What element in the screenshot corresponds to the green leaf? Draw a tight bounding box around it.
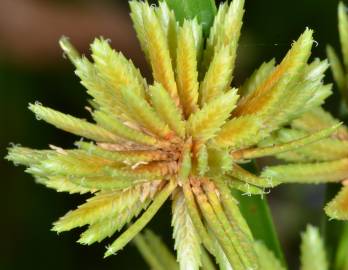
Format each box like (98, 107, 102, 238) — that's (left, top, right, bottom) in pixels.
(300, 225, 328, 270)
(164, 0, 217, 36)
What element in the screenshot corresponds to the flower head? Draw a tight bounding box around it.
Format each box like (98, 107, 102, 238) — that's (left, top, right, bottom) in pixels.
(7, 0, 335, 268)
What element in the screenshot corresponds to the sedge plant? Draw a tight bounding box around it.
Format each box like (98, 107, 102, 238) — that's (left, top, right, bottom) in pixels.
(6, 0, 348, 269)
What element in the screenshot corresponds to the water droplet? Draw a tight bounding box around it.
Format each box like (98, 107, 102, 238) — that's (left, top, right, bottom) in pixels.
(34, 101, 42, 106)
(62, 52, 67, 59)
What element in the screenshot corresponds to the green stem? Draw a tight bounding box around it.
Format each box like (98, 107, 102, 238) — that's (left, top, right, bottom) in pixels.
(335, 222, 348, 270)
(321, 184, 347, 270)
(133, 233, 166, 270)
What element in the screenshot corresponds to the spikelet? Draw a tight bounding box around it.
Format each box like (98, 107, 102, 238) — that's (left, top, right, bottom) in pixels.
(120, 87, 173, 138)
(266, 128, 348, 162)
(27, 150, 116, 177)
(229, 164, 279, 188)
(6, 146, 53, 166)
(300, 225, 328, 270)
(237, 124, 342, 161)
(149, 83, 185, 138)
(262, 158, 348, 183)
(176, 20, 201, 118)
(92, 110, 157, 145)
(36, 176, 92, 194)
(201, 0, 244, 76)
(200, 46, 234, 104)
(78, 183, 161, 245)
(129, 1, 150, 61)
(196, 144, 208, 176)
(271, 59, 331, 125)
(291, 107, 348, 136)
(29, 103, 119, 143)
(60, 39, 130, 120)
(53, 185, 147, 233)
(187, 89, 239, 142)
(91, 37, 146, 100)
(172, 190, 202, 270)
(156, 1, 178, 65)
(104, 180, 176, 257)
(199, 3, 227, 74)
(239, 59, 276, 97)
(138, 2, 179, 106)
(254, 242, 286, 270)
(76, 141, 171, 163)
(207, 148, 233, 175)
(325, 186, 348, 220)
(213, 115, 263, 149)
(235, 29, 313, 119)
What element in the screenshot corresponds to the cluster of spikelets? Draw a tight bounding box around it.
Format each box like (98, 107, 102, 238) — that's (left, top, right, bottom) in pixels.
(262, 2, 348, 221)
(134, 225, 331, 270)
(6, 0, 341, 269)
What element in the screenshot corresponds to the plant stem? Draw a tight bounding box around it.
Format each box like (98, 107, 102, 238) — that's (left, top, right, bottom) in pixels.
(321, 184, 348, 270)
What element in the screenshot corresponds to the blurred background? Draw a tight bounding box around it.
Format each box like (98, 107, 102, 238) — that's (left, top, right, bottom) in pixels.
(0, 0, 344, 269)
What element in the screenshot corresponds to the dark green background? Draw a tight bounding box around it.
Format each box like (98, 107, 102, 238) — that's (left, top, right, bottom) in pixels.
(0, 0, 344, 269)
